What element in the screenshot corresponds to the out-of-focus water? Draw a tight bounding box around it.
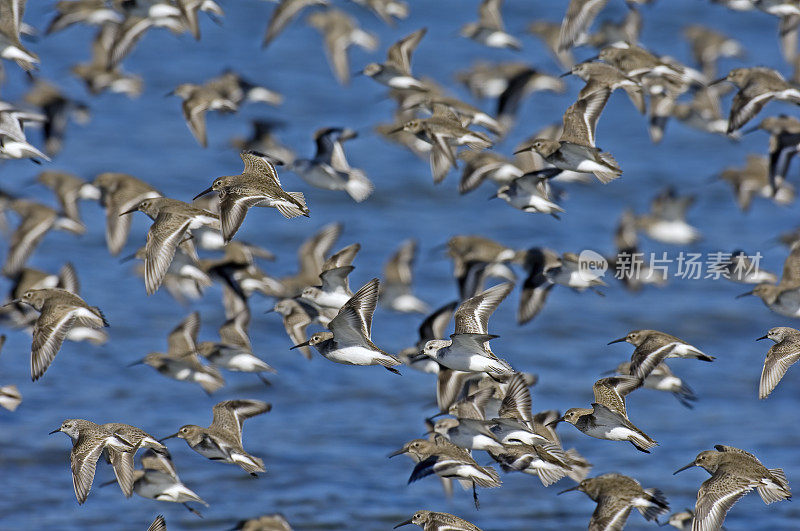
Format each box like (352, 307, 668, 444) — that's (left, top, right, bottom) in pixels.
(1, 1, 799, 529)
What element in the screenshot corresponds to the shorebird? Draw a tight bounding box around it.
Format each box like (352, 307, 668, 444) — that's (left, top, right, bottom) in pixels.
(738, 242, 800, 318)
(456, 61, 530, 99)
(756, 326, 800, 399)
(280, 222, 342, 295)
(45, 0, 123, 35)
(674, 445, 791, 531)
(719, 250, 778, 284)
(1, 199, 86, 277)
(516, 247, 559, 324)
(176, 0, 224, 40)
(460, 0, 521, 50)
(394, 510, 482, 530)
(92, 172, 162, 256)
(161, 399, 271, 476)
(351, 0, 408, 26)
(515, 90, 622, 183)
(564, 61, 645, 114)
(269, 298, 315, 359)
(71, 24, 143, 98)
(35, 171, 100, 225)
(558, 0, 611, 51)
(50, 419, 136, 505)
(635, 187, 701, 245)
(390, 435, 501, 508)
(291, 278, 402, 373)
(197, 310, 276, 385)
(129, 449, 208, 516)
(10, 288, 108, 381)
(611, 361, 697, 408)
(396, 301, 457, 372)
(712, 67, 800, 133)
(683, 25, 744, 78)
(558, 375, 657, 452)
(744, 114, 800, 192)
(496, 67, 567, 131)
(0, 105, 50, 162)
(128, 312, 225, 394)
(362, 28, 427, 89)
(558, 473, 670, 529)
(666, 509, 695, 530)
(24, 80, 91, 157)
(121, 197, 219, 295)
(262, 0, 328, 48)
(148, 515, 166, 531)
(299, 242, 360, 314)
(230, 119, 295, 165)
(527, 21, 574, 69)
(421, 283, 515, 375)
(232, 513, 293, 531)
(608, 329, 713, 379)
(99, 423, 167, 499)
(194, 151, 309, 242)
(0, 0, 39, 72)
(458, 150, 523, 194)
(381, 239, 428, 313)
(170, 82, 236, 148)
(717, 154, 795, 211)
(308, 8, 377, 85)
(492, 172, 564, 217)
(289, 128, 373, 201)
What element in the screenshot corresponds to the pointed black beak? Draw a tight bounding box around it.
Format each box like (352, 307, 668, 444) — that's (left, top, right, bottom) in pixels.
(756, 334, 769, 341)
(159, 433, 179, 442)
(127, 359, 144, 367)
(557, 485, 580, 495)
(1, 299, 21, 307)
(559, 70, 572, 78)
(488, 192, 499, 200)
(394, 519, 413, 528)
(735, 290, 753, 299)
(673, 461, 696, 475)
(264, 308, 274, 314)
(546, 417, 564, 427)
(289, 339, 311, 350)
(741, 125, 761, 135)
(119, 251, 138, 264)
(118, 207, 138, 216)
(387, 448, 407, 458)
(513, 147, 529, 155)
(607, 337, 627, 345)
(193, 186, 214, 201)
(387, 125, 405, 134)
(49, 428, 61, 435)
(709, 76, 727, 86)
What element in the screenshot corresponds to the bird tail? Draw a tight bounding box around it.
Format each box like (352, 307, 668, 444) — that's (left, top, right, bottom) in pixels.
(594, 152, 622, 184)
(472, 465, 501, 488)
(344, 170, 374, 202)
(673, 381, 698, 409)
(636, 488, 670, 521)
(629, 430, 658, 453)
(758, 469, 792, 504)
(564, 448, 592, 483)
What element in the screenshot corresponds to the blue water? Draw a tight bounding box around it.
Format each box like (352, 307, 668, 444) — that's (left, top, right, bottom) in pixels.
(0, 1, 799, 529)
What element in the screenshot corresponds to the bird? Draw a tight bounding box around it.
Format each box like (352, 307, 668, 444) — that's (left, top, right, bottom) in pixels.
(350, 0, 408, 26)
(35, 171, 100, 225)
(230, 119, 295, 165)
(491, 172, 564, 217)
(291, 278, 402, 373)
(161, 399, 271, 476)
(712, 67, 800, 133)
(717, 154, 794, 211)
(269, 298, 315, 359)
(515, 90, 622, 183)
(99, 423, 167, 499)
(737, 242, 800, 317)
(558, 375, 657, 452)
(558, 0, 611, 51)
(262, 0, 328, 48)
(394, 510, 482, 530)
(231, 513, 294, 531)
(460, 0, 521, 51)
(608, 329, 713, 379)
(421, 282, 515, 375)
(10, 288, 108, 381)
(170, 82, 237, 147)
(744, 114, 800, 193)
(148, 515, 166, 531)
(635, 187, 702, 245)
(558, 473, 670, 530)
(129, 449, 208, 517)
(194, 151, 309, 243)
(756, 326, 800, 399)
(611, 361, 697, 408)
(307, 8, 378, 85)
(49, 419, 136, 505)
(390, 435, 501, 509)
(674, 445, 791, 531)
(92, 172, 162, 256)
(361, 28, 427, 89)
(381, 239, 428, 313)
(280, 222, 342, 295)
(23, 80, 91, 157)
(128, 312, 225, 394)
(0, 0, 39, 72)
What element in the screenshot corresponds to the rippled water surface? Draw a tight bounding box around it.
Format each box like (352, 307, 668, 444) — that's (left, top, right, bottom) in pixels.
(1, 1, 800, 530)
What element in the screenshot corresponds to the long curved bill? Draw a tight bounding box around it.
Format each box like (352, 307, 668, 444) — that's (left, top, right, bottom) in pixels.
(290, 340, 311, 350)
(159, 432, 179, 442)
(607, 337, 627, 345)
(673, 461, 696, 475)
(193, 186, 215, 201)
(48, 428, 61, 435)
(756, 334, 769, 341)
(393, 519, 413, 529)
(557, 485, 580, 495)
(119, 207, 139, 216)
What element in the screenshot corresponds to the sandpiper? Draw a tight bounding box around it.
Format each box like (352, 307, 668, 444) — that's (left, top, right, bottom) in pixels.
(176, 0, 224, 40)
(308, 8, 377, 85)
(458, 150, 523, 194)
(712, 67, 800, 133)
(558, 0, 611, 51)
(558, 375, 657, 452)
(756, 326, 800, 399)
(300, 243, 360, 313)
(421, 283, 515, 375)
(351, 0, 408, 26)
(71, 25, 143, 98)
(635, 187, 701, 245)
(280, 222, 342, 295)
(390, 435, 501, 508)
(170, 82, 236, 148)
(130, 449, 208, 516)
(92, 172, 162, 256)
(717, 154, 794, 211)
(558, 473, 670, 529)
(362, 28, 427, 89)
(10, 288, 108, 381)
(194, 151, 309, 243)
(564, 61, 645, 114)
(745, 114, 800, 192)
(492, 172, 564, 217)
(666, 509, 694, 530)
(129, 312, 226, 394)
(0, 0, 39, 72)
(516, 247, 559, 324)
(36, 171, 100, 225)
(290, 127, 373, 201)
(232, 513, 293, 531)
(161, 399, 270, 476)
(24, 80, 91, 157)
(270, 298, 315, 359)
(197, 310, 276, 385)
(292, 278, 402, 373)
(720, 250, 779, 284)
(262, 0, 328, 47)
(121, 197, 219, 295)
(148, 515, 166, 531)
(683, 25, 744, 78)
(674, 445, 791, 531)
(460, 0, 521, 50)
(50, 419, 135, 505)
(100, 423, 167, 499)
(612, 361, 697, 408)
(737, 242, 800, 317)
(394, 510, 482, 530)
(1, 199, 85, 277)
(381, 239, 428, 313)
(45, 0, 122, 35)
(608, 329, 713, 379)
(230, 119, 296, 165)
(396, 301, 458, 372)
(527, 21, 574, 69)
(496, 67, 567, 131)
(0, 105, 50, 162)
(515, 90, 622, 183)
